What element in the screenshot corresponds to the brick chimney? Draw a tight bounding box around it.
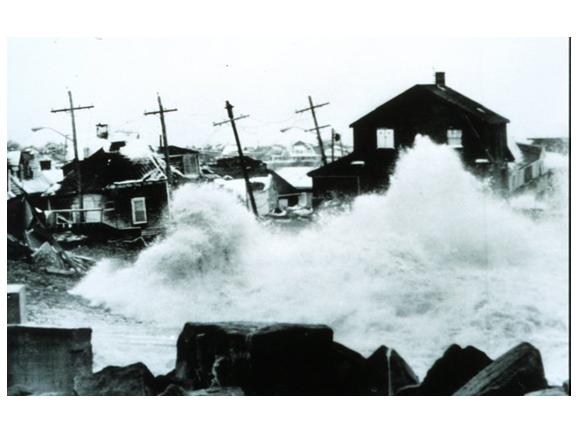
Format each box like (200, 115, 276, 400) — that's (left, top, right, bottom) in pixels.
(435, 72, 446, 87)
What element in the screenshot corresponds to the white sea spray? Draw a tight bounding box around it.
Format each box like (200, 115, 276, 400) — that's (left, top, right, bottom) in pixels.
(73, 136, 569, 383)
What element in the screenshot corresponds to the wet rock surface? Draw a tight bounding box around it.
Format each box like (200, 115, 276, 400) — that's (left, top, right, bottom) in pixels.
(7, 320, 563, 396)
(74, 362, 157, 396)
(8, 325, 92, 395)
(454, 342, 548, 396)
(399, 345, 492, 395)
(366, 346, 419, 395)
(175, 322, 336, 395)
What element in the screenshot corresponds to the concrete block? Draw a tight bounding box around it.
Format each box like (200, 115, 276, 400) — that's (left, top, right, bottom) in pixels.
(7, 326, 93, 395)
(7, 284, 26, 324)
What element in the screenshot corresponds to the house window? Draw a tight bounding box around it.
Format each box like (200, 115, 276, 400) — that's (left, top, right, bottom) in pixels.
(376, 128, 395, 149)
(131, 197, 147, 225)
(447, 129, 463, 147)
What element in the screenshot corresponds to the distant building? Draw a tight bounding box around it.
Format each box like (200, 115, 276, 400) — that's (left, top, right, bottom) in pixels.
(7, 148, 63, 199)
(526, 137, 568, 155)
(508, 143, 548, 194)
(209, 156, 269, 179)
(308, 72, 515, 204)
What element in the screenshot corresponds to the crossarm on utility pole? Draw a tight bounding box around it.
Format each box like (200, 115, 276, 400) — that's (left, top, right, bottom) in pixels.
(144, 94, 178, 187)
(296, 96, 330, 166)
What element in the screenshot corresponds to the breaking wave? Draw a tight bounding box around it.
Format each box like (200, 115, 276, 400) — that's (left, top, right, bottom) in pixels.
(73, 137, 569, 383)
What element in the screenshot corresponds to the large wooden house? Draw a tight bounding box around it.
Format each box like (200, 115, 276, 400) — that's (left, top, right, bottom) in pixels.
(308, 72, 515, 204)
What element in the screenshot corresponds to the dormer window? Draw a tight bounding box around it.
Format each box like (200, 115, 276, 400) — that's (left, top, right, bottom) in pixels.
(376, 128, 395, 149)
(447, 128, 463, 148)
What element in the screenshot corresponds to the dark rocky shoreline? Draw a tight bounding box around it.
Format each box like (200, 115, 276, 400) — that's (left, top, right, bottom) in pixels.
(7, 322, 570, 396)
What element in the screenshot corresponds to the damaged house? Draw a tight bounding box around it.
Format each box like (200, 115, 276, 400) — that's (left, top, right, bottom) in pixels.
(308, 72, 515, 205)
(7, 147, 63, 202)
(160, 145, 201, 178)
(44, 146, 170, 236)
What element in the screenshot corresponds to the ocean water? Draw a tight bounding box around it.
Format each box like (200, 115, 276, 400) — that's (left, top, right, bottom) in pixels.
(72, 137, 569, 384)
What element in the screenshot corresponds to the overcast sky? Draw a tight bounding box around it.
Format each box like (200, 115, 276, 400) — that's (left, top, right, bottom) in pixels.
(7, 37, 569, 154)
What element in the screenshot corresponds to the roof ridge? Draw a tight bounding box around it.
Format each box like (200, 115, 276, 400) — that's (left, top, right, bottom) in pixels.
(350, 83, 509, 127)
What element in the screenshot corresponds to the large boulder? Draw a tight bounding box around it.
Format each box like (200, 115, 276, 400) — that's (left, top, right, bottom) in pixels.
(8, 326, 92, 395)
(366, 346, 419, 395)
(74, 362, 157, 396)
(329, 342, 370, 395)
(174, 322, 336, 395)
(454, 342, 548, 396)
(400, 345, 492, 396)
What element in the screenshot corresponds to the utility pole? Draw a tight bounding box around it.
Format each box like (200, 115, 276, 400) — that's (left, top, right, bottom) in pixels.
(144, 94, 177, 186)
(51, 91, 94, 222)
(296, 95, 330, 166)
(213, 101, 258, 217)
(330, 128, 336, 162)
(338, 132, 345, 156)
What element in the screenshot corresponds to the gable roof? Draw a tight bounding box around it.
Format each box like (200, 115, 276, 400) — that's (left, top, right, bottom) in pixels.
(308, 149, 398, 178)
(57, 148, 159, 195)
(516, 143, 545, 168)
(351, 84, 509, 127)
(274, 167, 314, 189)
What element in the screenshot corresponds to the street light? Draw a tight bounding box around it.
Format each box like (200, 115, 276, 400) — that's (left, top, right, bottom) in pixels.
(280, 126, 311, 133)
(31, 126, 72, 142)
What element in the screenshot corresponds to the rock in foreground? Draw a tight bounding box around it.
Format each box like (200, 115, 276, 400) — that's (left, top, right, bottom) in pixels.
(454, 342, 547, 396)
(74, 363, 157, 396)
(175, 322, 338, 395)
(366, 346, 419, 395)
(399, 345, 492, 396)
(8, 325, 92, 395)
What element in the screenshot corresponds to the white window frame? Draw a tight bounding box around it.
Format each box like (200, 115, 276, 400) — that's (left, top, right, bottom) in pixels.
(131, 197, 148, 225)
(376, 128, 395, 149)
(447, 128, 463, 148)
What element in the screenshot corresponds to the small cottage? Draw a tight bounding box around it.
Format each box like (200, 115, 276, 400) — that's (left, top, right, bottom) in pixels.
(45, 148, 169, 235)
(269, 167, 313, 209)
